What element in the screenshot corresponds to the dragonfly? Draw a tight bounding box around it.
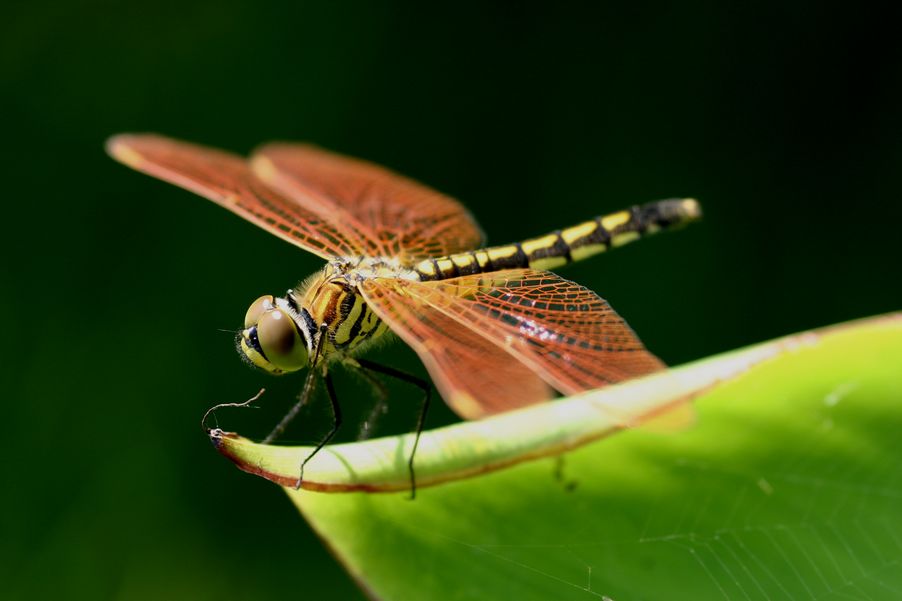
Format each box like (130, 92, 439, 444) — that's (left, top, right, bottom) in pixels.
(107, 134, 701, 494)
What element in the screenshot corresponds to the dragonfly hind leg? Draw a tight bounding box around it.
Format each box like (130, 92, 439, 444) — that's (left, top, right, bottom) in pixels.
(354, 358, 431, 499)
(352, 365, 390, 441)
(259, 366, 344, 491)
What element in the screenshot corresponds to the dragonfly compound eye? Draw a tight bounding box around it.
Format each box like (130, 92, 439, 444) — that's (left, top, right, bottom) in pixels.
(244, 295, 276, 329)
(254, 308, 308, 372)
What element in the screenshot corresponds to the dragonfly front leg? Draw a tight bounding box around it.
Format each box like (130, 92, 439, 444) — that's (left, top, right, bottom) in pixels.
(293, 370, 343, 490)
(262, 368, 318, 445)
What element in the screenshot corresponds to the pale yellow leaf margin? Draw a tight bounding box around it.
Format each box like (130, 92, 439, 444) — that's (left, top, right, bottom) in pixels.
(209, 313, 900, 493)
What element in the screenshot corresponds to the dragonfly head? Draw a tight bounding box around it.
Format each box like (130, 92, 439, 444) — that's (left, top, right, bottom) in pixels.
(238, 295, 313, 375)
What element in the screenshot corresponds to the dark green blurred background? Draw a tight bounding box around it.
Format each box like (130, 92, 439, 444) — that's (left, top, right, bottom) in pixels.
(2, 1, 899, 599)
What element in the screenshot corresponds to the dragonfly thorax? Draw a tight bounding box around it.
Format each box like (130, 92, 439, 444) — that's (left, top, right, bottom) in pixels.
(238, 260, 398, 375)
(295, 260, 396, 358)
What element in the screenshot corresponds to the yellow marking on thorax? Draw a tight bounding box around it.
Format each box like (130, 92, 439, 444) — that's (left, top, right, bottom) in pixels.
(304, 284, 343, 351)
(333, 293, 364, 347)
(297, 263, 397, 356)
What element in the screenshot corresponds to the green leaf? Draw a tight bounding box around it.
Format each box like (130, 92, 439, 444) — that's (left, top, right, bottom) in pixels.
(211, 314, 902, 600)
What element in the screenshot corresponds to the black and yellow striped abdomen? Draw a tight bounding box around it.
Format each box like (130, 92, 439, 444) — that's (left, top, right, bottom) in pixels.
(294, 198, 700, 361)
(413, 198, 701, 280)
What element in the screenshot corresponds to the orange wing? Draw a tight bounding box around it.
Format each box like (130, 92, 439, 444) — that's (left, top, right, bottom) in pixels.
(106, 134, 376, 260)
(360, 278, 555, 419)
(252, 143, 485, 264)
(361, 270, 664, 418)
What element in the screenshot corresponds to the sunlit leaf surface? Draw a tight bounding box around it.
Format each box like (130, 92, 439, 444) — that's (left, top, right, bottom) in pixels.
(212, 314, 902, 600)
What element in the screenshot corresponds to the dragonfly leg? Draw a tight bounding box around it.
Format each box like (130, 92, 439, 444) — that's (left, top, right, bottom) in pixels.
(263, 324, 339, 489)
(262, 368, 318, 445)
(355, 358, 431, 499)
(351, 365, 389, 440)
(292, 370, 343, 490)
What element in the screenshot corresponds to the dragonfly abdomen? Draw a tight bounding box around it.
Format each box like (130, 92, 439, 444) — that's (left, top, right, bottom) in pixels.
(414, 198, 701, 280)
